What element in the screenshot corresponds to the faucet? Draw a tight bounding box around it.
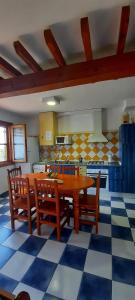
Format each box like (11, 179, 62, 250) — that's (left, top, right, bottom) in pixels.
(79, 155, 83, 163)
(65, 155, 69, 163)
(55, 152, 60, 163)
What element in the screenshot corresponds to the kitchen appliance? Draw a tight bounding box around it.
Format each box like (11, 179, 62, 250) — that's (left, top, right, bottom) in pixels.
(87, 109, 108, 143)
(55, 135, 72, 145)
(86, 167, 109, 194)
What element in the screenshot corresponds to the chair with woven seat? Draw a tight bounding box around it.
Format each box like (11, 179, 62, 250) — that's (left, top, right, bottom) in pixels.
(79, 172, 100, 234)
(34, 179, 70, 240)
(8, 177, 36, 234)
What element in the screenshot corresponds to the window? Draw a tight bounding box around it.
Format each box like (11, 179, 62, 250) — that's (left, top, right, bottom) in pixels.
(0, 125, 8, 162)
(11, 125, 27, 162)
(0, 122, 27, 166)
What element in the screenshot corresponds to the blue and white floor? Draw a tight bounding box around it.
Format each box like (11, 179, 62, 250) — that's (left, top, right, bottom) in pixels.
(0, 192, 135, 300)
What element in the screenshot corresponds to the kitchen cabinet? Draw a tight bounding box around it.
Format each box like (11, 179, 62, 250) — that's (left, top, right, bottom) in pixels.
(39, 112, 57, 146)
(119, 123, 135, 144)
(119, 124, 135, 193)
(109, 166, 122, 192)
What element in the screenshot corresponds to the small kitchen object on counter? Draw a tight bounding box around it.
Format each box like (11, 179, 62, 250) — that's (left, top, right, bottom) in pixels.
(122, 112, 130, 124)
(108, 154, 112, 163)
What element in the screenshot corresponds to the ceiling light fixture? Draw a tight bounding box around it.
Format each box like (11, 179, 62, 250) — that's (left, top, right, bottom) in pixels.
(42, 96, 60, 106)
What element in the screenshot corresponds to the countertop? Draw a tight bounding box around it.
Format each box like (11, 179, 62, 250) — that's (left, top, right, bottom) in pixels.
(34, 161, 121, 167)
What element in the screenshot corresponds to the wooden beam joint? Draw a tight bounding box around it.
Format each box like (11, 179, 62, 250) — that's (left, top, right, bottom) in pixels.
(117, 5, 130, 54)
(44, 29, 66, 66)
(81, 17, 93, 60)
(14, 41, 42, 72)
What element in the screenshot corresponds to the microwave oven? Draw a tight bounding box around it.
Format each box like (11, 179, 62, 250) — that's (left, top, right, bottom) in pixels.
(55, 135, 72, 145)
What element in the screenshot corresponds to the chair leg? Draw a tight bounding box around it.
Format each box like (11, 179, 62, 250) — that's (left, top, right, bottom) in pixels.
(96, 223, 98, 234)
(56, 218, 61, 241)
(10, 205, 15, 230)
(28, 212, 32, 234)
(37, 214, 41, 235)
(67, 208, 70, 226)
(11, 215, 15, 231)
(56, 228, 61, 241)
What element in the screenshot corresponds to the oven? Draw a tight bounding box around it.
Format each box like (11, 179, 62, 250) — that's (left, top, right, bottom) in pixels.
(86, 168, 109, 194)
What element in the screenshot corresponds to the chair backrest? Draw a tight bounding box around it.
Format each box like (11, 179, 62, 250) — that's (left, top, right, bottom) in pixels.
(95, 171, 101, 207)
(10, 177, 30, 205)
(7, 167, 22, 180)
(34, 179, 60, 214)
(61, 165, 79, 175)
(46, 165, 61, 174)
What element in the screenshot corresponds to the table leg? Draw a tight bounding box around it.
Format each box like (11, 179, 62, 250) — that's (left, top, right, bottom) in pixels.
(73, 190, 80, 233)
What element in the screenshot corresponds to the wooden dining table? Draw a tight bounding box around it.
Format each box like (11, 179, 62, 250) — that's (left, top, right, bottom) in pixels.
(19, 173, 94, 233)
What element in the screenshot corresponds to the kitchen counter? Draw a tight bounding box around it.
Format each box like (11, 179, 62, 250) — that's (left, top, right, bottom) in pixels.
(34, 161, 121, 167)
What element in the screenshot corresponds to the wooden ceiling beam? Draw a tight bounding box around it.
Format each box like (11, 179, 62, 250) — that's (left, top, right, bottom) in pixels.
(0, 57, 22, 77)
(117, 5, 130, 54)
(44, 29, 66, 66)
(14, 41, 42, 72)
(81, 17, 92, 60)
(0, 51, 135, 98)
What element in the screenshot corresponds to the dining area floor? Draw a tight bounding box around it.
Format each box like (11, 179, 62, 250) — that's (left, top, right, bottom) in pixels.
(0, 191, 135, 300)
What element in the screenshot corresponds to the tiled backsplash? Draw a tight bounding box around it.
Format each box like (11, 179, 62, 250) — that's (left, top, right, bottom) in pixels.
(40, 131, 119, 161)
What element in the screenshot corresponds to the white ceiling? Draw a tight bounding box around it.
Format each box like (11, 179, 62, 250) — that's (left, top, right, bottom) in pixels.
(0, 77, 135, 115)
(0, 0, 135, 115)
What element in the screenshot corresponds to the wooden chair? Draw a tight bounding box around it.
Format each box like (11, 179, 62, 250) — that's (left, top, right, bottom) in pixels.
(61, 165, 80, 206)
(34, 179, 70, 240)
(8, 177, 36, 234)
(61, 165, 79, 175)
(46, 165, 61, 174)
(7, 166, 22, 179)
(0, 289, 30, 300)
(79, 172, 100, 234)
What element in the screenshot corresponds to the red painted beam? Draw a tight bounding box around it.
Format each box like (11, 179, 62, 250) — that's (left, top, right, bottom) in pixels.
(0, 57, 22, 77)
(0, 52, 135, 98)
(81, 17, 93, 60)
(117, 5, 130, 54)
(14, 41, 42, 72)
(44, 29, 66, 66)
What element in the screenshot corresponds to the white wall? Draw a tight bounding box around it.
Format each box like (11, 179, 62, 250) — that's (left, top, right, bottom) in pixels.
(58, 107, 122, 133)
(0, 165, 14, 195)
(0, 110, 24, 195)
(58, 112, 94, 133)
(102, 107, 122, 131)
(0, 109, 24, 123)
(23, 106, 127, 136)
(25, 115, 39, 136)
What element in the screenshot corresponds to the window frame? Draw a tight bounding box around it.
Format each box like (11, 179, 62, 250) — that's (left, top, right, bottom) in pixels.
(0, 121, 27, 167)
(10, 124, 27, 163)
(0, 120, 12, 166)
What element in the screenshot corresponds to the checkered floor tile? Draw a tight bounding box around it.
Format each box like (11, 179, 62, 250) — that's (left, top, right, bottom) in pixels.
(0, 192, 135, 300)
